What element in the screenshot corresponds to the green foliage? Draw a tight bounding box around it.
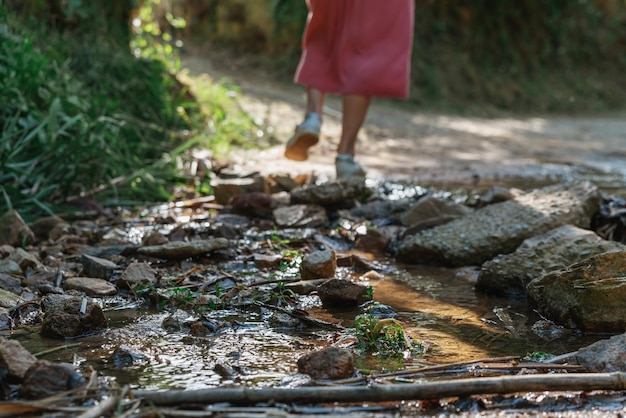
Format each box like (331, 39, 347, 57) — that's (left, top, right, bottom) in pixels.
(412, 0, 626, 113)
(353, 315, 411, 357)
(0, 3, 258, 220)
(0, 17, 188, 218)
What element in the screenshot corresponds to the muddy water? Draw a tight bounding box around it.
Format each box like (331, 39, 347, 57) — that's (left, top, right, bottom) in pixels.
(13, 262, 608, 391)
(11, 174, 625, 391)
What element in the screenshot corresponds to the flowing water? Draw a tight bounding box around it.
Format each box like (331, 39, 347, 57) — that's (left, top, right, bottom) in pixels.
(10, 175, 625, 392)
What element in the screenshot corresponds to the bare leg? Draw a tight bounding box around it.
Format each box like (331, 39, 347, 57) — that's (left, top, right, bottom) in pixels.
(306, 87, 326, 116)
(337, 95, 371, 156)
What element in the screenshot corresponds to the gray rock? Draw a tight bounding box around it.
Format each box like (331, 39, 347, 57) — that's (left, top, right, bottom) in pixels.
(300, 249, 336, 280)
(0, 260, 22, 275)
(290, 182, 365, 207)
(0, 210, 35, 247)
(478, 225, 626, 296)
(0, 337, 37, 380)
(137, 238, 229, 259)
(0, 272, 23, 294)
(397, 182, 600, 266)
(400, 196, 473, 227)
(576, 333, 626, 372)
(0, 288, 21, 309)
(527, 251, 626, 332)
(297, 347, 355, 379)
(0, 307, 14, 330)
(40, 297, 108, 338)
(349, 199, 412, 221)
(109, 345, 149, 368)
(117, 262, 157, 289)
(7, 247, 42, 271)
(273, 204, 328, 228)
(63, 277, 118, 297)
(81, 253, 118, 280)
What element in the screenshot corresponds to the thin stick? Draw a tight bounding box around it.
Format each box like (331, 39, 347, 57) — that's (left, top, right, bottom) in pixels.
(33, 343, 82, 358)
(133, 372, 626, 406)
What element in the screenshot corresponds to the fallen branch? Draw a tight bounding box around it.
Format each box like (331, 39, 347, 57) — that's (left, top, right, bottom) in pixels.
(133, 371, 626, 406)
(254, 300, 344, 330)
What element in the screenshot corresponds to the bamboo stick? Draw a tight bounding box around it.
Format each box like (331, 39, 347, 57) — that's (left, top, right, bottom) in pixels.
(133, 372, 626, 406)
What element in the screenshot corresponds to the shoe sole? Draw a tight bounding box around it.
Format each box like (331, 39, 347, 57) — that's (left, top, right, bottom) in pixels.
(284, 132, 319, 161)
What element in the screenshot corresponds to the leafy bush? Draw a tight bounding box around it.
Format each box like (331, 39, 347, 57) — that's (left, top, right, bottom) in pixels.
(0, 4, 257, 220)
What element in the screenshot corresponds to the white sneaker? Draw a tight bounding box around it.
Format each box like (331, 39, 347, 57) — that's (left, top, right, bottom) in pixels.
(335, 154, 366, 181)
(284, 112, 321, 161)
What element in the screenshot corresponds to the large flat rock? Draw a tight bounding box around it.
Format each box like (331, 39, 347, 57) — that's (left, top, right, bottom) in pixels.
(397, 182, 600, 266)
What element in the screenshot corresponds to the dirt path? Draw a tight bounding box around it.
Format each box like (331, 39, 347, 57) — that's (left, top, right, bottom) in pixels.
(182, 51, 626, 192)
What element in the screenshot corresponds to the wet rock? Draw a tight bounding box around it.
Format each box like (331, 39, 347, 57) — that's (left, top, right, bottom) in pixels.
(285, 279, 326, 295)
(137, 238, 230, 259)
(300, 249, 336, 280)
(0, 210, 35, 247)
(0, 288, 21, 309)
(362, 302, 396, 319)
(400, 196, 473, 227)
(212, 175, 266, 205)
(214, 362, 238, 380)
(355, 228, 390, 254)
(40, 297, 108, 338)
(253, 253, 283, 270)
(109, 345, 149, 368)
(268, 312, 303, 329)
(576, 333, 626, 372)
(337, 253, 380, 273)
(142, 230, 169, 246)
(273, 204, 328, 228)
(317, 279, 370, 307)
(297, 347, 355, 379)
(117, 262, 157, 289)
(229, 192, 276, 218)
(0, 273, 21, 294)
(0, 245, 13, 258)
(397, 182, 600, 266)
(527, 251, 626, 332)
(349, 199, 412, 221)
(40, 294, 73, 311)
(81, 253, 118, 280)
(290, 182, 366, 208)
(0, 258, 23, 275)
(162, 310, 191, 332)
(213, 213, 250, 239)
(190, 322, 214, 337)
(0, 337, 37, 380)
(478, 225, 626, 296)
(82, 245, 136, 259)
(477, 186, 517, 206)
(37, 283, 64, 296)
(20, 360, 85, 399)
(7, 248, 42, 272)
(63, 277, 118, 297)
(29, 216, 70, 242)
(0, 308, 14, 331)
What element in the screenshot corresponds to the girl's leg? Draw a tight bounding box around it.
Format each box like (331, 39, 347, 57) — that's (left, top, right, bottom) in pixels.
(337, 95, 371, 156)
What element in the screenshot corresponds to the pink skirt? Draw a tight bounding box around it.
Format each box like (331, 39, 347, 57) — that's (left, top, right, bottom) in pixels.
(295, 0, 415, 99)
